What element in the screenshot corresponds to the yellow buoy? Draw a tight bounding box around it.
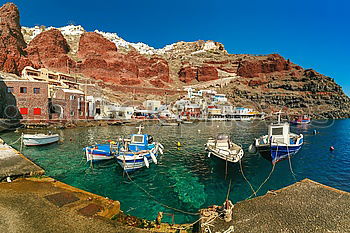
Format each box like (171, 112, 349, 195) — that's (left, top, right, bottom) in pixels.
(177, 141, 181, 147)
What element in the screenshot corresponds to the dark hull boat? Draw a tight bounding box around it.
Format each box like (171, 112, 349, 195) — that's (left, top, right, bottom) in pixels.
(250, 112, 304, 164)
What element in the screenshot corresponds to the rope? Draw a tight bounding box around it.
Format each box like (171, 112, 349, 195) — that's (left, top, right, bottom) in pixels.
(124, 171, 200, 216)
(286, 144, 297, 180)
(8, 136, 22, 146)
(245, 145, 277, 200)
(226, 179, 232, 201)
(246, 162, 275, 200)
(239, 159, 257, 197)
(225, 153, 228, 180)
(171, 217, 203, 231)
(202, 214, 220, 233)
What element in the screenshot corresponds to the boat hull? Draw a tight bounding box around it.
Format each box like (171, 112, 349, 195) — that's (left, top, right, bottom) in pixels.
(116, 151, 159, 172)
(290, 120, 311, 125)
(256, 144, 302, 164)
(85, 144, 115, 162)
(206, 147, 244, 163)
(23, 134, 60, 146)
(160, 123, 179, 126)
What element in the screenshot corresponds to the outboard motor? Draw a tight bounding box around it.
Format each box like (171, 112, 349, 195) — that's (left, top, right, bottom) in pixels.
(148, 135, 154, 144)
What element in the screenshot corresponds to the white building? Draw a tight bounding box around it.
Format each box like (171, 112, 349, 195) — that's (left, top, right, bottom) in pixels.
(212, 94, 228, 103)
(143, 100, 161, 111)
(173, 99, 191, 112)
(114, 106, 135, 120)
(234, 107, 253, 115)
(218, 105, 235, 115)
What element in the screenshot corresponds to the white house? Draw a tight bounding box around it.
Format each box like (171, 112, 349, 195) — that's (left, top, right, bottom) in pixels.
(143, 100, 161, 111)
(114, 106, 135, 120)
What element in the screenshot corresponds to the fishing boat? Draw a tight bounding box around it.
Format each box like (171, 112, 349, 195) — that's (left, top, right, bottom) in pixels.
(249, 111, 304, 164)
(205, 134, 244, 163)
(290, 115, 311, 125)
(84, 143, 116, 162)
(22, 133, 60, 146)
(115, 125, 164, 172)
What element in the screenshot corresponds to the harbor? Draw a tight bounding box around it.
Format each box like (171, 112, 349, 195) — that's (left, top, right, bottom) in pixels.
(0, 1, 349, 232)
(0, 137, 349, 232)
(1, 118, 350, 232)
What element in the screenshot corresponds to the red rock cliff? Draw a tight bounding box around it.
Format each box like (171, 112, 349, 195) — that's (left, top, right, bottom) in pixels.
(26, 29, 74, 72)
(0, 3, 32, 74)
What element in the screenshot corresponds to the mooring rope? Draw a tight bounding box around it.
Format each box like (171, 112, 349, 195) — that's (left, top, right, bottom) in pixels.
(246, 162, 275, 200)
(124, 171, 200, 216)
(286, 144, 297, 180)
(239, 158, 257, 197)
(245, 144, 277, 200)
(7, 136, 22, 146)
(226, 179, 232, 201)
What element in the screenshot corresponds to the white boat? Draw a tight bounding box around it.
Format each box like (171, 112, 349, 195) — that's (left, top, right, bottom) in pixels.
(250, 111, 304, 164)
(205, 134, 244, 163)
(160, 121, 180, 126)
(115, 125, 164, 172)
(22, 133, 60, 146)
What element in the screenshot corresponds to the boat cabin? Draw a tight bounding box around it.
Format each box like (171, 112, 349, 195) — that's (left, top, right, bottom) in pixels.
(268, 123, 290, 144)
(128, 134, 154, 151)
(215, 134, 231, 149)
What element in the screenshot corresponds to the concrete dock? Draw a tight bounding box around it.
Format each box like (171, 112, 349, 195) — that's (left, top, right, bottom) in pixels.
(201, 179, 350, 233)
(0, 177, 147, 233)
(0, 140, 44, 181)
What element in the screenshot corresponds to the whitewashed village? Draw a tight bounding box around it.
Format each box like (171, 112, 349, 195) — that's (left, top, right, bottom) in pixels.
(1, 65, 264, 125)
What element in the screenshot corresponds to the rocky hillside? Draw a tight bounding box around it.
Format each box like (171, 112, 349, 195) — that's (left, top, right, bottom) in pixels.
(1, 3, 349, 118)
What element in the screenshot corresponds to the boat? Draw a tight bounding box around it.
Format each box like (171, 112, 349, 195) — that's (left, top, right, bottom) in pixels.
(22, 133, 60, 146)
(250, 111, 304, 164)
(160, 121, 180, 126)
(181, 121, 193, 124)
(290, 115, 311, 125)
(115, 125, 164, 172)
(205, 134, 244, 163)
(84, 143, 116, 162)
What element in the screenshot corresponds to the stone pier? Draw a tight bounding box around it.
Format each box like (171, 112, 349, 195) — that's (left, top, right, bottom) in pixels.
(0, 139, 44, 180)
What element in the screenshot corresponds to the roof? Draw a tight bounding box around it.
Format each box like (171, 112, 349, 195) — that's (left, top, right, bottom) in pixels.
(62, 89, 84, 94)
(1, 79, 48, 84)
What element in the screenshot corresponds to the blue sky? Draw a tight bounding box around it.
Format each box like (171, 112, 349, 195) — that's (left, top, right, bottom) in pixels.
(6, 0, 350, 95)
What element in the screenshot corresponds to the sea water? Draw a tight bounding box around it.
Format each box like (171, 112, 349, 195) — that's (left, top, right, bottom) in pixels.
(1, 119, 349, 224)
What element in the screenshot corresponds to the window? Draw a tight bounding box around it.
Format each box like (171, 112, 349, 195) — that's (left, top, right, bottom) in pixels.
(272, 128, 283, 135)
(20, 108, 28, 115)
(33, 108, 41, 115)
(20, 87, 27, 93)
(7, 87, 14, 93)
(33, 88, 40, 94)
(70, 111, 75, 116)
(80, 111, 83, 116)
(132, 135, 144, 143)
(70, 95, 76, 100)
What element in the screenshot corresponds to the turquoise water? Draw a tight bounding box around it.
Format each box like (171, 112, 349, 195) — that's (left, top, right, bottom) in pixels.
(1, 119, 350, 224)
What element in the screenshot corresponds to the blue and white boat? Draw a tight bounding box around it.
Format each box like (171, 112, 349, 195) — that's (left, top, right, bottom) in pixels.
(250, 111, 304, 164)
(115, 125, 164, 172)
(84, 143, 116, 162)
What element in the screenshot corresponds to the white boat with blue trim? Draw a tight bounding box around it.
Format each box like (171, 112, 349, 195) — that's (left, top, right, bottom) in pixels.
(84, 143, 116, 162)
(250, 111, 304, 164)
(115, 125, 164, 172)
